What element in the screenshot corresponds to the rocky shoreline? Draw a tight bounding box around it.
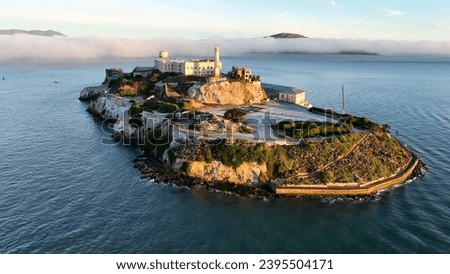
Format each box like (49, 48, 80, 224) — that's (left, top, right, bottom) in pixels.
(133, 154, 276, 199)
(410, 158, 427, 179)
(132, 151, 425, 199)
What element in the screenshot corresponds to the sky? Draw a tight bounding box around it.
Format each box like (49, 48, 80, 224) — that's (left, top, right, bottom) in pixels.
(1, 0, 450, 41)
(1, 0, 450, 61)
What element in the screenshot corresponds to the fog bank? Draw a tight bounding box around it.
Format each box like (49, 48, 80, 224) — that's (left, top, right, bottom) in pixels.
(1, 35, 449, 62)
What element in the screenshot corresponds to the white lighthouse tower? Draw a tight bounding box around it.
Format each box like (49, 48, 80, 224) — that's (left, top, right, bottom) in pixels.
(214, 45, 221, 77)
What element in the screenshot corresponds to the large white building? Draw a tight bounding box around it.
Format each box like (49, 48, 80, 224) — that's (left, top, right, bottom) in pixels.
(261, 83, 307, 105)
(155, 46, 222, 77)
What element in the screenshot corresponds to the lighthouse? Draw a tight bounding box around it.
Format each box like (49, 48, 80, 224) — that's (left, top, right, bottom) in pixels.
(214, 45, 221, 77)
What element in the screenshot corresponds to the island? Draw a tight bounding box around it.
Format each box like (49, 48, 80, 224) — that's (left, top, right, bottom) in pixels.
(0, 29, 66, 37)
(267, 32, 308, 39)
(79, 46, 424, 198)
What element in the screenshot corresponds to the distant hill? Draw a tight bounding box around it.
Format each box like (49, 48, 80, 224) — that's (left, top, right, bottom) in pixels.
(0, 29, 66, 37)
(339, 50, 380, 56)
(268, 32, 307, 39)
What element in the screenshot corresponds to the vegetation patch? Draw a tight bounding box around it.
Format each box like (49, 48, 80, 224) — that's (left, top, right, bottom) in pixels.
(308, 107, 381, 131)
(144, 127, 172, 160)
(223, 108, 248, 123)
(142, 100, 179, 113)
(324, 132, 410, 184)
(274, 120, 353, 139)
(115, 78, 153, 97)
(199, 141, 291, 177)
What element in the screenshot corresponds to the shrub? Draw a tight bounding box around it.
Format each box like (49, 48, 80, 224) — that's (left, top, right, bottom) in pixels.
(295, 178, 312, 185)
(142, 101, 179, 113)
(320, 170, 335, 183)
(108, 78, 120, 88)
(180, 162, 191, 174)
(335, 170, 354, 182)
(218, 143, 248, 167)
(150, 70, 161, 82)
(119, 85, 138, 97)
(204, 147, 213, 163)
(277, 120, 353, 139)
(160, 102, 179, 113)
(224, 108, 247, 123)
(352, 116, 379, 130)
(182, 101, 196, 111)
(130, 103, 143, 116)
(265, 145, 290, 177)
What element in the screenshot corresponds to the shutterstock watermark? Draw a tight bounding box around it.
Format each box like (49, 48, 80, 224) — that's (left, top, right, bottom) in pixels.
(99, 109, 354, 147)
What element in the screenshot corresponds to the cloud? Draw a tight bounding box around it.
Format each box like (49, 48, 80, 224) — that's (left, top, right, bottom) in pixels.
(0, 35, 449, 64)
(380, 8, 405, 17)
(331, 0, 337, 7)
(385, 10, 405, 17)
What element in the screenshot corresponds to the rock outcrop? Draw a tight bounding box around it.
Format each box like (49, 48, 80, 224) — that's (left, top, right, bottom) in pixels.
(87, 93, 132, 120)
(188, 81, 267, 105)
(196, 114, 255, 134)
(187, 161, 268, 185)
(79, 85, 107, 101)
(112, 118, 137, 141)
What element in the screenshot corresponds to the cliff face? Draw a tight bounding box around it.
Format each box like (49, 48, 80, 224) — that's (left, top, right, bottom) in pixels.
(186, 161, 268, 185)
(87, 94, 132, 120)
(188, 81, 267, 105)
(79, 85, 107, 101)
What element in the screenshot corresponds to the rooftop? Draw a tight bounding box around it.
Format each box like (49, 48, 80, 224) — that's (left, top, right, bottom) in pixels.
(132, 66, 153, 72)
(261, 83, 305, 94)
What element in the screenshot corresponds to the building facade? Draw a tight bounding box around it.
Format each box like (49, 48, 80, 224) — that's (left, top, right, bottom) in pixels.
(229, 67, 252, 80)
(279, 89, 306, 105)
(154, 46, 222, 77)
(261, 83, 306, 105)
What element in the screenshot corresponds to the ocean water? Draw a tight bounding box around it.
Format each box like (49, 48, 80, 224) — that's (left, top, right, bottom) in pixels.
(0, 54, 449, 254)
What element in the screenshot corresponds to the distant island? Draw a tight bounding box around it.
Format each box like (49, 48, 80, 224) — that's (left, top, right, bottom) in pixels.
(267, 32, 308, 39)
(0, 29, 66, 37)
(79, 46, 423, 198)
(339, 51, 380, 56)
(264, 33, 380, 55)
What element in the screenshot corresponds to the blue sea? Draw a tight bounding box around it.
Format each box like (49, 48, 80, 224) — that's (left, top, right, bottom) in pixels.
(1, 54, 449, 253)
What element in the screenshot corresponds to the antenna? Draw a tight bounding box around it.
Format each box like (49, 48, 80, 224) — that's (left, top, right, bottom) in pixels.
(342, 85, 346, 115)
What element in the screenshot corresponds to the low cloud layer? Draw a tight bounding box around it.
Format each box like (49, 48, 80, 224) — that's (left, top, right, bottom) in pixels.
(1, 35, 449, 63)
